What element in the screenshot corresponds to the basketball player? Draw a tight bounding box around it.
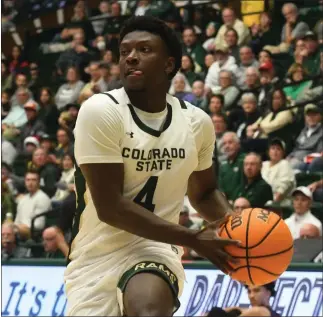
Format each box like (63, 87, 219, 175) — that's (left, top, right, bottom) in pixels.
(64, 16, 239, 316)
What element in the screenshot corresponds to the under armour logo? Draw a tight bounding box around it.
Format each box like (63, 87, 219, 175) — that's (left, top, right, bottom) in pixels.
(126, 132, 134, 138)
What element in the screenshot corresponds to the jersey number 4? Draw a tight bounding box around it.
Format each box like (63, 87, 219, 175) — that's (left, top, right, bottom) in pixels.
(134, 176, 158, 212)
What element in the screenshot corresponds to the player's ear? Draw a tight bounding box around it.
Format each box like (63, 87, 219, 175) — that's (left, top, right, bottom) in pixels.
(165, 57, 175, 76)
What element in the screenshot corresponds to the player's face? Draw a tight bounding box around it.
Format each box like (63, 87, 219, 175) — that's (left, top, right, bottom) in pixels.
(119, 31, 173, 92)
(248, 286, 270, 306)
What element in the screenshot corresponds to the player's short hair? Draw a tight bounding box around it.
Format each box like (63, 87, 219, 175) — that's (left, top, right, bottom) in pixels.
(119, 16, 182, 79)
(245, 281, 277, 297)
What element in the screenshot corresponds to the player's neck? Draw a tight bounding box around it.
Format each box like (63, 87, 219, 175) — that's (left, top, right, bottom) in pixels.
(127, 89, 167, 113)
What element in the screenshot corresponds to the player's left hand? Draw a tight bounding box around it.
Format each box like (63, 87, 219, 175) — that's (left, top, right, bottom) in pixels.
(192, 214, 240, 274)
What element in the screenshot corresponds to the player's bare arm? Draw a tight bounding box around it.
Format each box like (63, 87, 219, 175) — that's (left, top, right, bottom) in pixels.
(187, 165, 233, 223)
(80, 162, 239, 273)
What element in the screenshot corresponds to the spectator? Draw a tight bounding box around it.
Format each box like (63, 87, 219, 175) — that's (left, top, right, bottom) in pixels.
(52, 153, 75, 206)
(182, 26, 206, 72)
(58, 103, 79, 135)
(250, 11, 280, 54)
(102, 50, 118, 64)
(54, 129, 74, 164)
(91, 0, 111, 36)
(264, 3, 309, 54)
(28, 62, 42, 99)
(28, 148, 60, 198)
(241, 66, 261, 96)
(203, 53, 215, 75)
(1, 164, 18, 220)
(293, 38, 307, 64)
(7, 45, 29, 74)
(169, 74, 195, 103)
(179, 206, 201, 230)
(1, 223, 29, 260)
(262, 138, 296, 204)
(2, 138, 17, 166)
(204, 46, 238, 94)
(1, 90, 11, 120)
(233, 197, 251, 213)
(202, 22, 218, 52)
(1, 60, 13, 92)
(302, 31, 322, 76)
(283, 63, 312, 108)
(14, 171, 51, 239)
(258, 49, 273, 65)
(99, 62, 111, 86)
(216, 70, 240, 113)
(180, 54, 200, 86)
(235, 93, 261, 141)
(285, 186, 322, 239)
(208, 94, 224, 115)
(214, 8, 250, 48)
(55, 66, 85, 111)
(237, 46, 259, 88)
(308, 177, 323, 203)
(300, 223, 321, 239)
(191, 80, 208, 110)
(218, 132, 245, 201)
(287, 104, 323, 169)
(56, 31, 93, 77)
(224, 27, 240, 63)
(39, 134, 56, 155)
(18, 101, 46, 151)
(38, 87, 60, 137)
(42, 227, 69, 259)
(247, 88, 294, 151)
(212, 113, 228, 163)
(106, 63, 123, 91)
(79, 61, 108, 101)
(233, 153, 273, 207)
(10, 73, 31, 106)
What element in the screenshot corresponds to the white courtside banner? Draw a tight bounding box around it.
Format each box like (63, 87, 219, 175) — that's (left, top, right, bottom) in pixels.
(2, 266, 322, 316)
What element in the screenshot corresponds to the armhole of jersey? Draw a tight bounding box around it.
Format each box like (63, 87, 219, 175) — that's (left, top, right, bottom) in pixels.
(67, 164, 87, 264)
(178, 98, 187, 109)
(100, 92, 119, 104)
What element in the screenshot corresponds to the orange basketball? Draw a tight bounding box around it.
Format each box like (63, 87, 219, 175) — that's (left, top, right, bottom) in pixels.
(219, 208, 294, 286)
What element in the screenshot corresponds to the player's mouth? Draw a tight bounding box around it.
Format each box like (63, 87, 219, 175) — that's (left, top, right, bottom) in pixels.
(126, 69, 144, 77)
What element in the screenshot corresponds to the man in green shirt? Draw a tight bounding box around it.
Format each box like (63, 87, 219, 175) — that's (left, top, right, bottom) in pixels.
(218, 132, 246, 202)
(303, 31, 322, 76)
(233, 153, 273, 207)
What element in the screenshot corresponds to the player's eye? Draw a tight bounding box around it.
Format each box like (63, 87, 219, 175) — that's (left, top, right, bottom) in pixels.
(141, 46, 151, 53)
(120, 49, 129, 56)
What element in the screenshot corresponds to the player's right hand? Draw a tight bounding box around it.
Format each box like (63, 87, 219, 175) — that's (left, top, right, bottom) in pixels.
(190, 215, 241, 275)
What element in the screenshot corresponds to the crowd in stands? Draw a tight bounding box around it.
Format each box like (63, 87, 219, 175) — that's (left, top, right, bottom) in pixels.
(1, 0, 323, 262)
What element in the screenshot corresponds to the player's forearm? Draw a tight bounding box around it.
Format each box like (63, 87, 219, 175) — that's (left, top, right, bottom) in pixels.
(191, 189, 233, 223)
(97, 197, 197, 248)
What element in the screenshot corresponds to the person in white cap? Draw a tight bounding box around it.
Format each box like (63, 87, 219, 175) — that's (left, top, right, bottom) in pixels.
(285, 186, 322, 239)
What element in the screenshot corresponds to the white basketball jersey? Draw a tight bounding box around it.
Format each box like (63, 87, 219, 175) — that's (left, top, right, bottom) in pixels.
(68, 88, 214, 265)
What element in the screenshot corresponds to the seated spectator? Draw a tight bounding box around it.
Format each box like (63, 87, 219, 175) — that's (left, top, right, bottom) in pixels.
(55, 66, 85, 111)
(224, 27, 240, 63)
(52, 153, 75, 207)
(1, 90, 11, 120)
(38, 87, 60, 137)
(258, 49, 273, 65)
(293, 38, 307, 64)
(240, 66, 261, 95)
(308, 175, 323, 203)
(246, 89, 294, 152)
(287, 104, 323, 169)
(191, 80, 208, 111)
(212, 113, 228, 163)
(300, 223, 321, 239)
(233, 153, 273, 207)
(205, 46, 238, 94)
(264, 3, 309, 54)
(1, 223, 29, 260)
(91, 0, 111, 36)
(18, 101, 46, 151)
(208, 94, 224, 115)
(285, 186, 322, 239)
(28, 148, 60, 198)
(10, 73, 30, 106)
(182, 26, 206, 72)
(78, 61, 108, 102)
(1, 165, 18, 221)
(28, 62, 42, 99)
(14, 171, 51, 239)
(179, 206, 201, 230)
(58, 103, 80, 135)
(202, 22, 218, 52)
(233, 197, 251, 213)
(39, 134, 56, 155)
(7, 45, 29, 74)
(169, 74, 195, 103)
(237, 46, 259, 88)
(250, 11, 280, 54)
(1, 60, 13, 92)
(106, 63, 123, 91)
(283, 63, 312, 108)
(180, 54, 200, 86)
(218, 132, 245, 201)
(2, 138, 17, 166)
(262, 138, 296, 204)
(55, 31, 93, 77)
(216, 70, 240, 113)
(203, 53, 215, 77)
(42, 227, 69, 259)
(54, 129, 74, 164)
(235, 93, 261, 141)
(302, 31, 322, 76)
(214, 8, 250, 48)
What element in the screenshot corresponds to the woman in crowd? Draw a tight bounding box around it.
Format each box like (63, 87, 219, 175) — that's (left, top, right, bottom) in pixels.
(180, 54, 200, 86)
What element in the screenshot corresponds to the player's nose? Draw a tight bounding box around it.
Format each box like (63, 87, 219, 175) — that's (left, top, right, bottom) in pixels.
(126, 49, 139, 64)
